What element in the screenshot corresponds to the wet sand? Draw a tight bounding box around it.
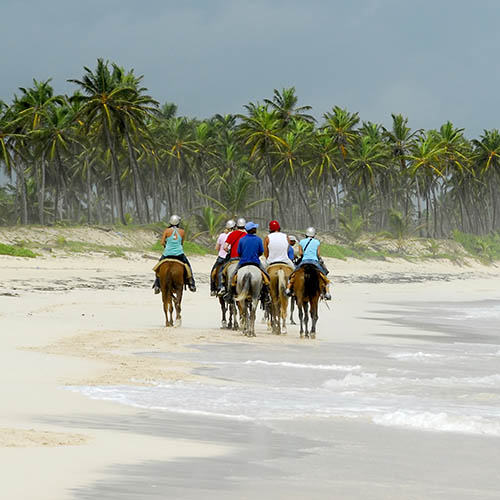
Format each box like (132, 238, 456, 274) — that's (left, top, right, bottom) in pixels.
(1, 253, 500, 499)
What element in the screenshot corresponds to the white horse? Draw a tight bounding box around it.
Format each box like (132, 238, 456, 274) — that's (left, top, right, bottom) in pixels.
(234, 265, 263, 337)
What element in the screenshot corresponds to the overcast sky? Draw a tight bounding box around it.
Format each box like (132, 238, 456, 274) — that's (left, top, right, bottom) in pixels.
(2, 0, 500, 137)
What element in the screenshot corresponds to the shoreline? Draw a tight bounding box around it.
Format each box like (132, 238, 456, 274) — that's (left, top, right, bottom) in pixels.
(1, 252, 500, 498)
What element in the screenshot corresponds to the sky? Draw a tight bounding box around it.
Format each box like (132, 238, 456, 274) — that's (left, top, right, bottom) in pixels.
(2, 0, 500, 137)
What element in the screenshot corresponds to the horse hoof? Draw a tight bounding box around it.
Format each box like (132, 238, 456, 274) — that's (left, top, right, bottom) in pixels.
(174, 319, 182, 328)
(311, 333, 316, 339)
(290, 320, 296, 325)
(221, 320, 228, 329)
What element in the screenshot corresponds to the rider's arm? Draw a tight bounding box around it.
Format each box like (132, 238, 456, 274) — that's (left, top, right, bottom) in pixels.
(317, 243, 321, 258)
(298, 244, 303, 257)
(161, 228, 171, 247)
(223, 233, 232, 253)
(263, 235, 269, 258)
(179, 228, 185, 244)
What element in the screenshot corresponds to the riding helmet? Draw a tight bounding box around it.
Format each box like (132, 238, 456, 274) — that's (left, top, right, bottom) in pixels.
(305, 226, 316, 237)
(169, 214, 181, 226)
(226, 219, 236, 229)
(269, 220, 280, 232)
(236, 217, 246, 228)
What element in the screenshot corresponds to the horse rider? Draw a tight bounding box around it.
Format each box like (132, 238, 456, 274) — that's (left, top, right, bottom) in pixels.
(288, 234, 299, 264)
(217, 217, 247, 296)
(263, 220, 294, 269)
(233, 221, 271, 299)
(210, 219, 236, 296)
(285, 226, 331, 300)
(153, 214, 196, 293)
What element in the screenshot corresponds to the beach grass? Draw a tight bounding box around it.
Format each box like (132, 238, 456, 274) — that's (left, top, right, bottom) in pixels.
(0, 242, 37, 258)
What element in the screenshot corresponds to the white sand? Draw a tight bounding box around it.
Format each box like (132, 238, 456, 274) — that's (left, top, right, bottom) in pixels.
(1, 247, 500, 499)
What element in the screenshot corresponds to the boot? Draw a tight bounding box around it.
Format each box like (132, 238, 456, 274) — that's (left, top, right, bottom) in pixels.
(152, 277, 160, 294)
(188, 277, 196, 293)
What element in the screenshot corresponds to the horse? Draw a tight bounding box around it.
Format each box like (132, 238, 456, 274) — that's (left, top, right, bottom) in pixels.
(216, 259, 241, 330)
(267, 263, 293, 335)
(234, 265, 263, 337)
(293, 264, 327, 339)
(156, 260, 185, 327)
(211, 264, 228, 329)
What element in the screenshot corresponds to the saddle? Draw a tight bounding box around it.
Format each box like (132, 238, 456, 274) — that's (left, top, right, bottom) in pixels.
(152, 258, 192, 280)
(267, 262, 295, 273)
(231, 264, 270, 288)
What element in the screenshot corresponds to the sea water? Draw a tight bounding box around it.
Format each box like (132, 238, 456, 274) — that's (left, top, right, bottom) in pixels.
(68, 300, 500, 437)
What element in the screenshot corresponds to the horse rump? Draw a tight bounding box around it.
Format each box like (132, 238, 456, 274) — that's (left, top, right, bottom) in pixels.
(303, 264, 320, 300)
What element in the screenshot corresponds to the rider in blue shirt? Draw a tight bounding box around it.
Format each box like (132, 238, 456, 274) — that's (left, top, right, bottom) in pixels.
(237, 222, 265, 267)
(233, 221, 270, 301)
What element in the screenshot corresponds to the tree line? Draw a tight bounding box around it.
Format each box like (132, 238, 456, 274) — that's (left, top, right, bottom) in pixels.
(1, 58, 500, 239)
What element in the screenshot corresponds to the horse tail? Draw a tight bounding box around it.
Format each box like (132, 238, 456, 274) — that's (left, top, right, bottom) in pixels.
(304, 265, 319, 299)
(277, 268, 286, 298)
(235, 272, 251, 302)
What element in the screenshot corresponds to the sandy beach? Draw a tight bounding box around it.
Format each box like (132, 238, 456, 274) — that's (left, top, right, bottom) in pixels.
(2, 245, 500, 499)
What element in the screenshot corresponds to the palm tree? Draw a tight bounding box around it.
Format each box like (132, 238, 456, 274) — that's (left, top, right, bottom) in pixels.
(264, 87, 315, 126)
(69, 59, 137, 224)
(238, 104, 287, 221)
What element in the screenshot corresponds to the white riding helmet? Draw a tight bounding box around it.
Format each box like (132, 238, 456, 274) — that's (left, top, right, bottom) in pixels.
(289, 234, 297, 242)
(226, 219, 236, 230)
(305, 226, 316, 237)
(169, 214, 181, 226)
(236, 217, 246, 228)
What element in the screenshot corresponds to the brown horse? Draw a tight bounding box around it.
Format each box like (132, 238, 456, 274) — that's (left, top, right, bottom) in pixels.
(267, 263, 293, 335)
(157, 260, 185, 327)
(293, 264, 328, 339)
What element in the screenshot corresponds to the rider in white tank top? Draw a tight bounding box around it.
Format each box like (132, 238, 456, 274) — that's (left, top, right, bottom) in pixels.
(265, 220, 294, 267)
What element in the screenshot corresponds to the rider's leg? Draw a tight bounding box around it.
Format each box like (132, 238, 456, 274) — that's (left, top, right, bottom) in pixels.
(314, 261, 331, 300)
(177, 254, 196, 292)
(217, 256, 230, 294)
(285, 270, 297, 296)
(152, 255, 167, 293)
(211, 257, 224, 295)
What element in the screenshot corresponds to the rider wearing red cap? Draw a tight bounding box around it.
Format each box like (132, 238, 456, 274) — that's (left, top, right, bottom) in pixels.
(264, 220, 294, 269)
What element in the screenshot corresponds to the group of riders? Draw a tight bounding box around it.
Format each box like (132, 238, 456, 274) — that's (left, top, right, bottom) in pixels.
(153, 214, 331, 302)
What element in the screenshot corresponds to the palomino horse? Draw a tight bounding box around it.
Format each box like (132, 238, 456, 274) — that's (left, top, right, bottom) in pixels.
(267, 263, 294, 335)
(293, 264, 327, 339)
(234, 265, 263, 337)
(156, 260, 185, 327)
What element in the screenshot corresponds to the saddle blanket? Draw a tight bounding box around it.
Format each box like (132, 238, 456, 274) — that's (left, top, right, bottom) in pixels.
(153, 258, 192, 279)
(267, 262, 295, 273)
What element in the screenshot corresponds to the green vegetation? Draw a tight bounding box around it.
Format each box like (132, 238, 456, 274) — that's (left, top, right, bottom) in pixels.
(452, 231, 500, 263)
(0, 243, 36, 258)
(2, 61, 500, 243)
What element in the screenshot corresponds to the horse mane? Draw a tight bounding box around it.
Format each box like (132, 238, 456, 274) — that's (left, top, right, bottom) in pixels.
(303, 264, 320, 299)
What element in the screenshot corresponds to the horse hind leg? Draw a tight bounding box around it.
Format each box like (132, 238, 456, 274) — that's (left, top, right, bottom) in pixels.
(310, 299, 319, 339)
(303, 302, 310, 338)
(290, 298, 296, 325)
(173, 289, 182, 328)
(298, 305, 304, 338)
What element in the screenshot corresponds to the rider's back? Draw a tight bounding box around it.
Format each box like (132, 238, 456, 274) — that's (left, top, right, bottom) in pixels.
(300, 237, 320, 261)
(267, 232, 289, 264)
(163, 227, 184, 257)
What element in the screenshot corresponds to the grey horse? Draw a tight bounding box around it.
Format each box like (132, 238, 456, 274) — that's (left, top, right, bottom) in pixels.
(234, 265, 263, 337)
